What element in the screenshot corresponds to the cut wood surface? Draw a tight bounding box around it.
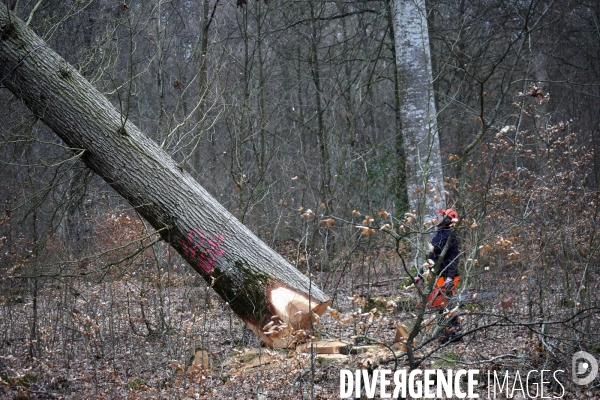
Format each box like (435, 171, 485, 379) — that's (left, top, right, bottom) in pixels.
(190, 348, 212, 371)
(298, 340, 352, 355)
(0, 8, 329, 347)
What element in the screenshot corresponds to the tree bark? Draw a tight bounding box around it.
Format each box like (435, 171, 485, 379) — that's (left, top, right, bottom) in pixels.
(309, 1, 332, 214)
(385, 0, 409, 218)
(391, 0, 445, 218)
(0, 7, 329, 348)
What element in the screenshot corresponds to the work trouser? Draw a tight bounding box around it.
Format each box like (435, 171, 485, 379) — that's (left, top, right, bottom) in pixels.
(428, 276, 462, 343)
(427, 276, 460, 308)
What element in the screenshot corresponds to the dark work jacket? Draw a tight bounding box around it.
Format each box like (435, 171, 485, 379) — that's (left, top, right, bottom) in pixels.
(427, 228, 460, 279)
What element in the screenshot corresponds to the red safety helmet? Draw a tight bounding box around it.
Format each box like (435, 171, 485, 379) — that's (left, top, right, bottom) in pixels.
(438, 209, 458, 226)
(439, 209, 458, 220)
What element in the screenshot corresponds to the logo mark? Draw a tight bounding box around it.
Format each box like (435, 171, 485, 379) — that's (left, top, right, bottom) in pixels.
(572, 351, 598, 385)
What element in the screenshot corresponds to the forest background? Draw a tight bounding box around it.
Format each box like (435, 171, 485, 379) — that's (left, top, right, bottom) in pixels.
(1, 0, 599, 398)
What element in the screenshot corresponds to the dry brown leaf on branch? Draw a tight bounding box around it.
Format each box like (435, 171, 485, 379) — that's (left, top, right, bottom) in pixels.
(328, 307, 341, 320)
(361, 215, 374, 226)
(349, 294, 366, 308)
(404, 212, 416, 224)
(320, 218, 335, 227)
(356, 225, 376, 235)
(301, 209, 315, 218)
(424, 217, 438, 226)
(498, 237, 512, 247)
(394, 322, 410, 343)
(378, 210, 390, 218)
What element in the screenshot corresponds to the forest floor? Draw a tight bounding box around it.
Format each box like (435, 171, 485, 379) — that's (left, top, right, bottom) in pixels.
(1, 261, 599, 399)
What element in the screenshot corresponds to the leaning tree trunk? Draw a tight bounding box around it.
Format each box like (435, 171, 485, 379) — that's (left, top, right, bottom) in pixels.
(0, 7, 329, 348)
(391, 0, 445, 218)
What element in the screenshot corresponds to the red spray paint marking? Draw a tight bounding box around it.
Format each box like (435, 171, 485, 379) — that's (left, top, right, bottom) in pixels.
(182, 229, 225, 273)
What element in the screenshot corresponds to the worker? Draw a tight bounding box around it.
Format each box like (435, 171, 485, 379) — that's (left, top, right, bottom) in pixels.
(414, 208, 462, 343)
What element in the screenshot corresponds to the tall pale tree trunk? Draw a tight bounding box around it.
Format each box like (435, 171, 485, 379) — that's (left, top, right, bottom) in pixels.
(0, 7, 329, 348)
(391, 0, 445, 218)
